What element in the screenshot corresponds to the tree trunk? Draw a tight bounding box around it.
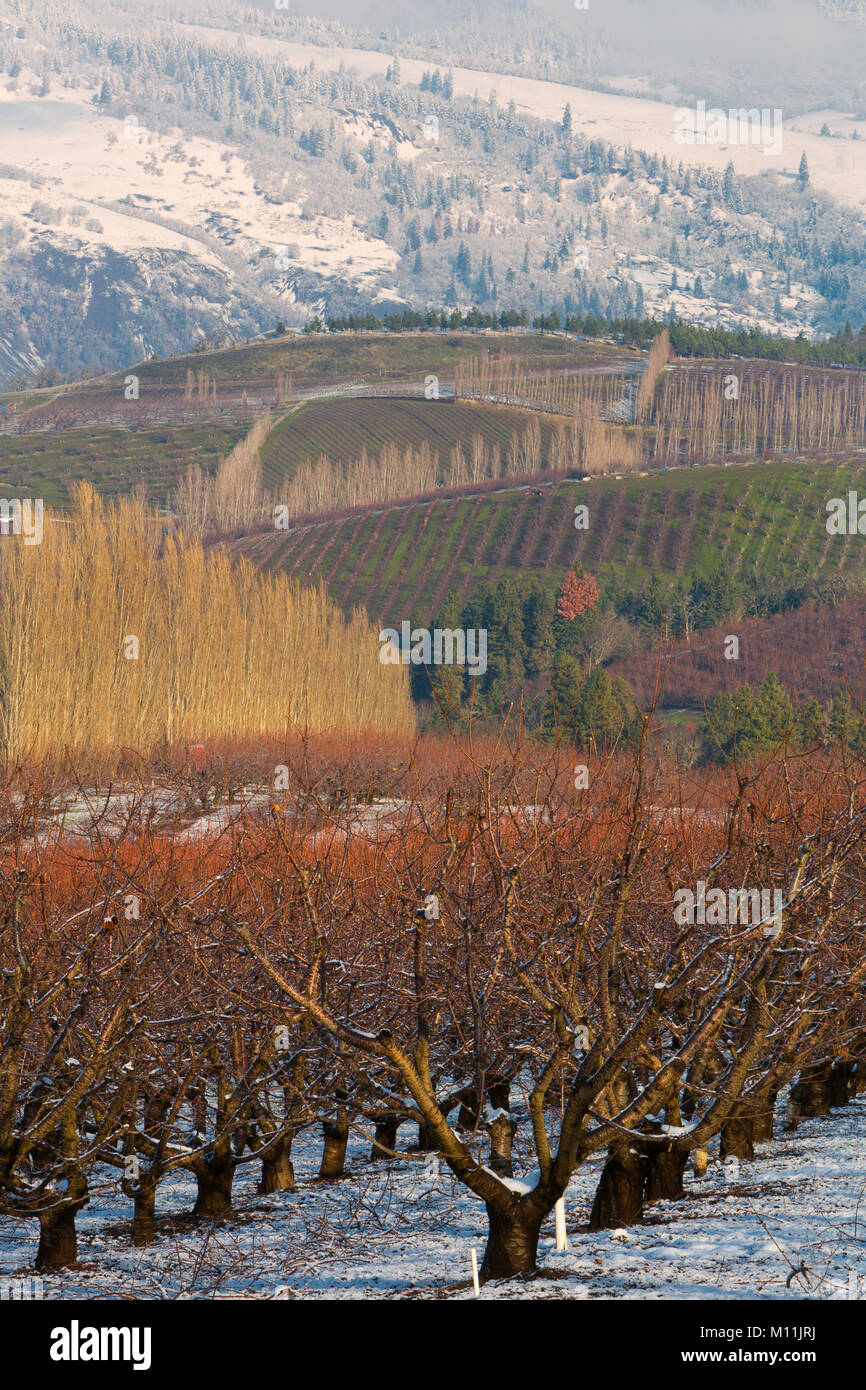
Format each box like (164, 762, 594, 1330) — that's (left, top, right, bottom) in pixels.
(479, 1202, 543, 1282)
(829, 1062, 854, 1109)
(488, 1079, 510, 1111)
(370, 1114, 400, 1161)
(457, 1088, 480, 1130)
(589, 1141, 647, 1231)
(192, 1160, 234, 1218)
(132, 1183, 156, 1247)
(35, 1163, 88, 1270)
(36, 1203, 80, 1269)
(693, 1147, 708, 1179)
(318, 1119, 348, 1180)
(259, 1135, 296, 1193)
(487, 1114, 517, 1178)
(752, 1092, 777, 1144)
(790, 1062, 834, 1120)
(458, 1077, 510, 1131)
(415, 1122, 438, 1152)
(720, 1107, 757, 1161)
(644, 1143, 688, 1203)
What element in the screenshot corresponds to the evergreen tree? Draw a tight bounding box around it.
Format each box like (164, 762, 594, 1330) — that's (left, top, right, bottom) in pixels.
(703, 683, 773, 761)
(758, 673, 794, 742)
(408, 606, 431, 704)
(523, 583, 556, 682)
(798, 152, 810, 189)
(429, 589, 465, 721)
(407, 215, 422, 250)
(830, 690, 852, 746)
(704, 690, 737, 758)
(635, 573, 665, 632)
(542, 653, 583, 740)
(484, 576, 527, 700)
(455, 241, 472, 284)
(797, 696, 826, 750)
(689, 572, 740, 630)
(828, 690, 866, 750)
(730, 684, 770, 760)
(573, 668, 634, 752)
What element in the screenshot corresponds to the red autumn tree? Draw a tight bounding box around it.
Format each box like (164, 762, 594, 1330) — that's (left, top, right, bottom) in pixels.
(556, 564, 599, 620)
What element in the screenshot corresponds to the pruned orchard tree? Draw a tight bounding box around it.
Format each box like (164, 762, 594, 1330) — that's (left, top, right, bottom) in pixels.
(3, 738, 865, 1284)
(218, 732, 866, 1281)
(0, 870, 153, 1268)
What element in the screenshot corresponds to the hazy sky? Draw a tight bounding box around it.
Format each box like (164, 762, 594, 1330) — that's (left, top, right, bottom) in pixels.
(243, 0, 854, 59)
(233, 0, 866, 109)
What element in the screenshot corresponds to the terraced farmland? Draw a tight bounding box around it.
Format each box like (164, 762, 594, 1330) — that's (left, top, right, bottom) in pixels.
(0, 331, 642, 508)
(5, 382, 268, 436)
(0, 423, 246, 508)
(233, 458, 866, 625)
(0, 389, 59, 415)
(260, 397, 567, 490)
(125, 330, 640, 392)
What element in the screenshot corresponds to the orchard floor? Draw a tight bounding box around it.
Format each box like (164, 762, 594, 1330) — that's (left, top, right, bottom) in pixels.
(2, 1096, 865, 1301)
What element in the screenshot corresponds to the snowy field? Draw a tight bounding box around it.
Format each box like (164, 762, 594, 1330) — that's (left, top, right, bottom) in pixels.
(0, 80, 398, 298)
(3, 1095, 865, 1302)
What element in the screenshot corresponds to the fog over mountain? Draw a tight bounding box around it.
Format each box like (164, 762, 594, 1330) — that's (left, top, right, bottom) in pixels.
(243, 0, 866, 110)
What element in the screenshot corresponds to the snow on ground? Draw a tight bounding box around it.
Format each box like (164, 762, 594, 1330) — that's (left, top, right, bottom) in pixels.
(16, 787, 416, 847)
(3, 1095, 865, 1301)
(0, 81, 397, 291)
